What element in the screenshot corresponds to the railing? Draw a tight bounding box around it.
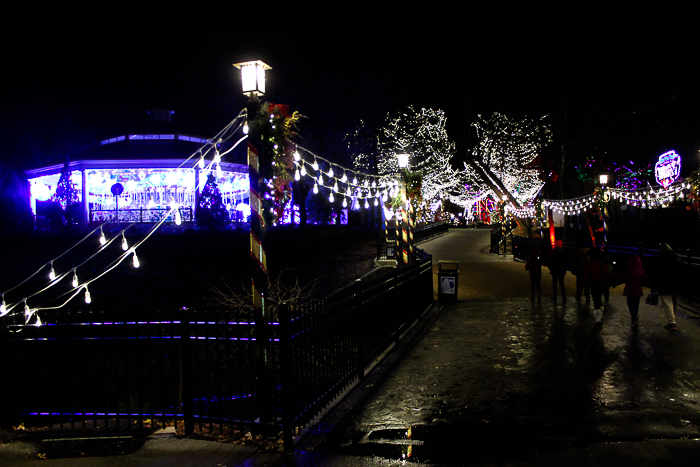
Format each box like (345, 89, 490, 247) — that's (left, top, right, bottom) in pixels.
(0, 250, 434, 450)
(89, 207, 194, 225)
(376, 221, 449, 263)
(490, 224, 517, 255)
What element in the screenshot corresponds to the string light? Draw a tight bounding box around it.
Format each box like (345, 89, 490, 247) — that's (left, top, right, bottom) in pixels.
(132, 252, 140, 269)
(72, 269, 79, 288)
(99, 228, 107, 245)
(84, 286, 91, 304)
(121, 233, 128, 251)
(49, 262, 56, 281)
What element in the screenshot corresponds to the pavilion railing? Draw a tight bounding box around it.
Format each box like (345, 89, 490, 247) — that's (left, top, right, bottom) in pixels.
(89, 207, 194, 225)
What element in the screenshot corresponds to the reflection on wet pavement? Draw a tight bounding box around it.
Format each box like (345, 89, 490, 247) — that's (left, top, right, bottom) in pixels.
(329, 294, 700, 464)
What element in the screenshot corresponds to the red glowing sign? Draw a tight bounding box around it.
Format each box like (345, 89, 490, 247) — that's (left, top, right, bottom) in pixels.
(655, 150, 681, 189)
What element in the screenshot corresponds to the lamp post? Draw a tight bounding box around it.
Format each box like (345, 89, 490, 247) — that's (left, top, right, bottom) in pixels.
(397, 154, 413, 264)
(598, 173, 610, 246)
(233, 59, 274, 424)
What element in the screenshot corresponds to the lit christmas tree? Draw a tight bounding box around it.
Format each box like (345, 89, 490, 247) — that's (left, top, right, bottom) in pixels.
(196, 172, 230, 230)
(51, 158, 79, 211)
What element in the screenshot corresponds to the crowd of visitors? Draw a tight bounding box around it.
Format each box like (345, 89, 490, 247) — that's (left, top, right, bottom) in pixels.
(525, 241, 684, 329)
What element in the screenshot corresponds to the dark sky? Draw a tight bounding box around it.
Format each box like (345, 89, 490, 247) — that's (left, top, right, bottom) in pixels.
(2, 3, 699, 171)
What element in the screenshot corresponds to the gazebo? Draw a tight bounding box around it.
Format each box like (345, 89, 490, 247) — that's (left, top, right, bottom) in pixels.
(25, 129, 249, 226)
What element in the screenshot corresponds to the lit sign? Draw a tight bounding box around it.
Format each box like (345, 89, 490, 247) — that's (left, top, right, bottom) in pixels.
(655, 150, 681, 189)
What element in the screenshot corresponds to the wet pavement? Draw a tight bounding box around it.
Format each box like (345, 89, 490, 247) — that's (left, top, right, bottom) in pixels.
(3, 228, 700, 465)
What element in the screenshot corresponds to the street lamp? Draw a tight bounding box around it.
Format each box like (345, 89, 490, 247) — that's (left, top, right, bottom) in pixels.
(396, 154, 413, 264)
(599, 174, 608, 186)
(234, 59, 274, 425)
(233, 60, 271, 96)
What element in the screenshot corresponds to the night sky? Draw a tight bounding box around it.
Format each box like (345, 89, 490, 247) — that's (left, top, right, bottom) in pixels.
(2, 3, 699, 174)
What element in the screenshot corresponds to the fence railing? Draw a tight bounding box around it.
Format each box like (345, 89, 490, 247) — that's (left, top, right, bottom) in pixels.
(1, 250, 434, 451)
(89, 207, 194, 225)
(376, 221, 449, 263)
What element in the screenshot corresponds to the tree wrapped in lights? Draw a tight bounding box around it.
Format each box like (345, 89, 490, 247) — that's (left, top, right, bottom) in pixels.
(365, 107, 470, 218)
(49, 158, 81, 227)
(471, 113, 551, 207)
(196, 173, 230, 230)
(250, 102, 301, 224)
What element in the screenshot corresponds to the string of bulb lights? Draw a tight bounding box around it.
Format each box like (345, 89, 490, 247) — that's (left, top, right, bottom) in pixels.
(0, 112, 248, 325)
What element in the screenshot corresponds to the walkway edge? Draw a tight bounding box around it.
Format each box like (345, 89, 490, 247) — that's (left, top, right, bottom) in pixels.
(293, 301, 444, 452)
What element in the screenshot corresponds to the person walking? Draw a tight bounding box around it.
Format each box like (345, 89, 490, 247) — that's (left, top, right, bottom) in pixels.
(584, 247, 611, 324)
(652, 243, 684, 331)
(614, 255, 648, 328)
(525, 248, 542, 303)
(548, 240, 568, 303)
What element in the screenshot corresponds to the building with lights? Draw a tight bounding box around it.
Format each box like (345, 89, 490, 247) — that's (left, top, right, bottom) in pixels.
(24, 110, 250, 227)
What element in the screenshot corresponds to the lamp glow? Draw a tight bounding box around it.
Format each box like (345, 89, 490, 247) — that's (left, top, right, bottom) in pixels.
(233, 60, 271, 96)
(599, 174, 608, 185)
(397, 153, 409, 169)
(122, 234, 128, 251)
(84, 287, 91, 304)
(49, 262, 56, 281)
(132, 252, 140, 268)
(99, 228, 106, 245)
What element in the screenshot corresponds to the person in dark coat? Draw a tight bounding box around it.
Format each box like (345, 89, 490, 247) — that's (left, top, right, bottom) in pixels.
(572, 246, 590, 302)
(548, 240, 567, 303)
(614, 255, 648, 328)
(652, 243, 683, 330)
(525, 248, 542, 303)
(583, 247, 611, 324)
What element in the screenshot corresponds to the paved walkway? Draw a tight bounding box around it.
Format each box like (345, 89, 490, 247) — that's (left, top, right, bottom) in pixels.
(3, 228, 700, 465)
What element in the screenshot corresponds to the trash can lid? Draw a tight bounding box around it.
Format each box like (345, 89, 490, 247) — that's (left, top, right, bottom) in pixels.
(438, 260, 459, 271)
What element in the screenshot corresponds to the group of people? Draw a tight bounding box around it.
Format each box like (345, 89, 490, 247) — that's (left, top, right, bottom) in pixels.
(525, 240, 683, 330)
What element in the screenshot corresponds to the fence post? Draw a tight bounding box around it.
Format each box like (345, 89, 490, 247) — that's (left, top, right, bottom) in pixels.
(354, 278, 365, 380)
(179, 307, 194, 436)
(278, 302, 294, 452)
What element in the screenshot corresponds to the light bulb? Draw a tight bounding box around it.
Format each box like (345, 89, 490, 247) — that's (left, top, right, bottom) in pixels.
(99, 228, 106, 245)
(333, 181, 338, 192)
(243, 122, 249, 134)
(342, 197, 347, 208)
(328, 167, 334, 178)
(49, 262, 56, 281)
(24, 299, 30, 316)
(295, 169, 300, 181)
(374, 198, 378, 207)
(72, 270, 79, 288)
(372, 180, 376, 189)
(313, 183, 319, 194)
(364, 180, 369, 187)
(312, 160, 319, 171)
(198, 155, 205, 169)
(294, 151, 300, 161)
(84, 287, 91, 304)
(352, 177, 358, 186)
(133, 252, 140, 269)
(329, 192, 334, 203)
(216, 163, 223, 179)
(213, 148, 221, 164)
(175, 210, 182, 226)
(341, 173, 347, 183)
(300, 166, 307, 177)
(122, 234, 128, 251)
(0, 295, 6, 316)
(318, 174, 324, 184)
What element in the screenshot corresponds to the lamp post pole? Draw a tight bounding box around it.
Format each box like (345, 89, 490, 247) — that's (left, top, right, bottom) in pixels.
(397, 154, 413, 264)
(234, 60, 274, 424)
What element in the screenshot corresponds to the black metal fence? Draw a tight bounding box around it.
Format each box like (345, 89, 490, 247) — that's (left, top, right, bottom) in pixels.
(376, 221, 449, 262)
(0, 250, 434, 450)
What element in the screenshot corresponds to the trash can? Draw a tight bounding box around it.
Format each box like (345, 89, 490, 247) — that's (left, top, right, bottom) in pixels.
(437, 260, 459, 303)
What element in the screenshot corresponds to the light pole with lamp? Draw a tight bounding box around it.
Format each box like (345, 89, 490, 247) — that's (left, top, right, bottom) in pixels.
(233, 60, 275, 424)
(397, 153, 414, 264)
(598, 173, 610, 246)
